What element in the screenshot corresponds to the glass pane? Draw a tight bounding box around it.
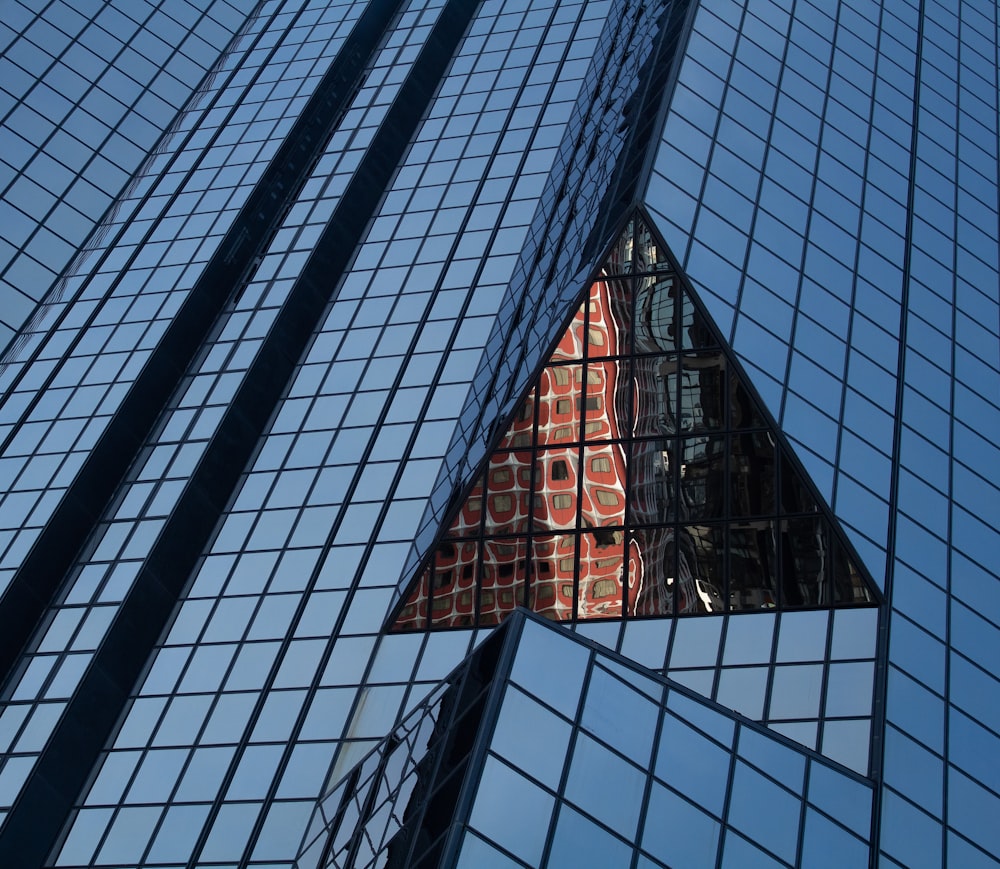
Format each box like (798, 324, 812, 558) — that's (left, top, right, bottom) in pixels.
(529, 534, 576, 621)
(633, 353, 677, 437)
(634, 274, 678, 353)
(587, 278, 631, 358)
(680, 436, 725, 520)
(430, 541, 479, 628)
(455, 832, 524, 869)
(538, 363, 583, 446)
(497, 388, 535, 450)
(395, 565, 431, 630)
(483, 452, 532, 535)
(728, 524, 778, 611)
(635, 216, 674, 272)
(832, 540, 874, 604)
(730, 431, 776, 517)
(548, 805, 633, 867)
(678, 525, 725, 613)
(781, 517, 829, 607)
(490, 686, 570, 790)
(533, 447, 579, 531)
(643, 782, 721, 866)
(680, 354, 724, 432)
(578, 527, 625, 619)
(629, 438, 677, 525)
(730, 370, 766, 429)
(581, 444, 626, 528)
(564, 734, 645, 838)
(655, 712, 731, 816)
(583, 358, 629, 441)
(626, 526, 675, 616)
(467, 757, 554, 866)
(550, 300, 587, 361)
(479, 539, 527, 625)
(443, 473, 484, 539)
(780, 449, 818, 514)
(679, 289, 718, 351)
(606, 217, 634, 275)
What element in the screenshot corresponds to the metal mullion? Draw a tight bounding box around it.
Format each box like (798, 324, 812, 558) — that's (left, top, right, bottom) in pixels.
(523, 370, 544, 618)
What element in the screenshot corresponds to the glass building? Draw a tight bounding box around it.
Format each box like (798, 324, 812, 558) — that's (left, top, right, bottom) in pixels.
(0, 0, 250, 352)
(0, 0, 996, 866)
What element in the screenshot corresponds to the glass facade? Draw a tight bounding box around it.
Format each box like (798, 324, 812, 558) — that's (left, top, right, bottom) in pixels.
(0, 0, 249, 352)
(0, 1, 996, 867)
(392, 215, 876, 632)
(302, 612, 876, 868)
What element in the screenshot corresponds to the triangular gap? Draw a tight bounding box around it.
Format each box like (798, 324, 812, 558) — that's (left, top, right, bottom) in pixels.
(389, 209, 880, 632)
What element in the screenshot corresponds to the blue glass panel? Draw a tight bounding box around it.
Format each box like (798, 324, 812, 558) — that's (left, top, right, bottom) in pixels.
(727, 761, 801, 864)
(469, 756, 555, 867)
(655, 712, 730, 817)
(548, 804, 634, 867)
(491, 685, 571, 791)
(564, 733, 646, 839)
(642, 781, 721, 867)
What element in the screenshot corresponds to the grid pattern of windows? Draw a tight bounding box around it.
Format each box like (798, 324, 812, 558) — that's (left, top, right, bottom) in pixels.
(302, 613, 874, 868)
(393, 215, 875, 633)
(40, 2, 675, 865)
(472, 617, 873, 867)
(388, 216, 880, 770)
(394, 0, 690, 576)
(0, 0, 995, 866)
(648, 0, 919, 582)
(644, 0, 1000, 863)
(0, 0, 249, 349)
(0, 0, 369, 615)
(0, 0, 443, 839)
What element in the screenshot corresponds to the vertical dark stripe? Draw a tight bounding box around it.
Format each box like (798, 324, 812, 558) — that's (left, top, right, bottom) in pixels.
(185, 0, 485, 861)
(872, 0, 928, 860)
(0, 2, 411, 865)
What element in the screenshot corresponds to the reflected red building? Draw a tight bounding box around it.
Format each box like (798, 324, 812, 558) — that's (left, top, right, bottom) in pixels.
(392, 218, 873, 631)
(396, 277, 633, 628)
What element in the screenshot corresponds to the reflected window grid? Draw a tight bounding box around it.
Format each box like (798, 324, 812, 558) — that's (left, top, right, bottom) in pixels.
(393, 216, 877, 633)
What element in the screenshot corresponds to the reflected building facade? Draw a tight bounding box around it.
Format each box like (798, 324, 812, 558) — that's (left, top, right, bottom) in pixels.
(0, 1, 997, 867)
(391, 217, 876, 632)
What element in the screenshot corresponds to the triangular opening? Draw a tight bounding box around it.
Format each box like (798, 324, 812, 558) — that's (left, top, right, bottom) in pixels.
(391, 212, 878, 630)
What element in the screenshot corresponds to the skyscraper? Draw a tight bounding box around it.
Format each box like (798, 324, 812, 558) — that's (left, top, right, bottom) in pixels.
(0, 0, 996, 866)
(0, 0, 250, 352)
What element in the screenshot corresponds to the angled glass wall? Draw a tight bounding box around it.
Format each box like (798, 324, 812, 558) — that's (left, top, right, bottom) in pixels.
(300, 612, 874, 869)
(643, 0, 1000, 864)
(24, 2, 698, 866)
(0, 0, 994, 867)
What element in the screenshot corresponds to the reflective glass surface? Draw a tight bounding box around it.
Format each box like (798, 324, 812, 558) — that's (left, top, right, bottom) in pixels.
(393, 216, 877, 629)
(300, 613, 874, 868)
(0, 0, 995, 865)
(645, 0, 1000, 863)
(29, 2, 674, 865)
(0, 1, 249, 346)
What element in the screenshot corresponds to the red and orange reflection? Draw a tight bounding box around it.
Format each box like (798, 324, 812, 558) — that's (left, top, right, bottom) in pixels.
(394, 279, 641, 629)
(391, 225, 875, 631)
